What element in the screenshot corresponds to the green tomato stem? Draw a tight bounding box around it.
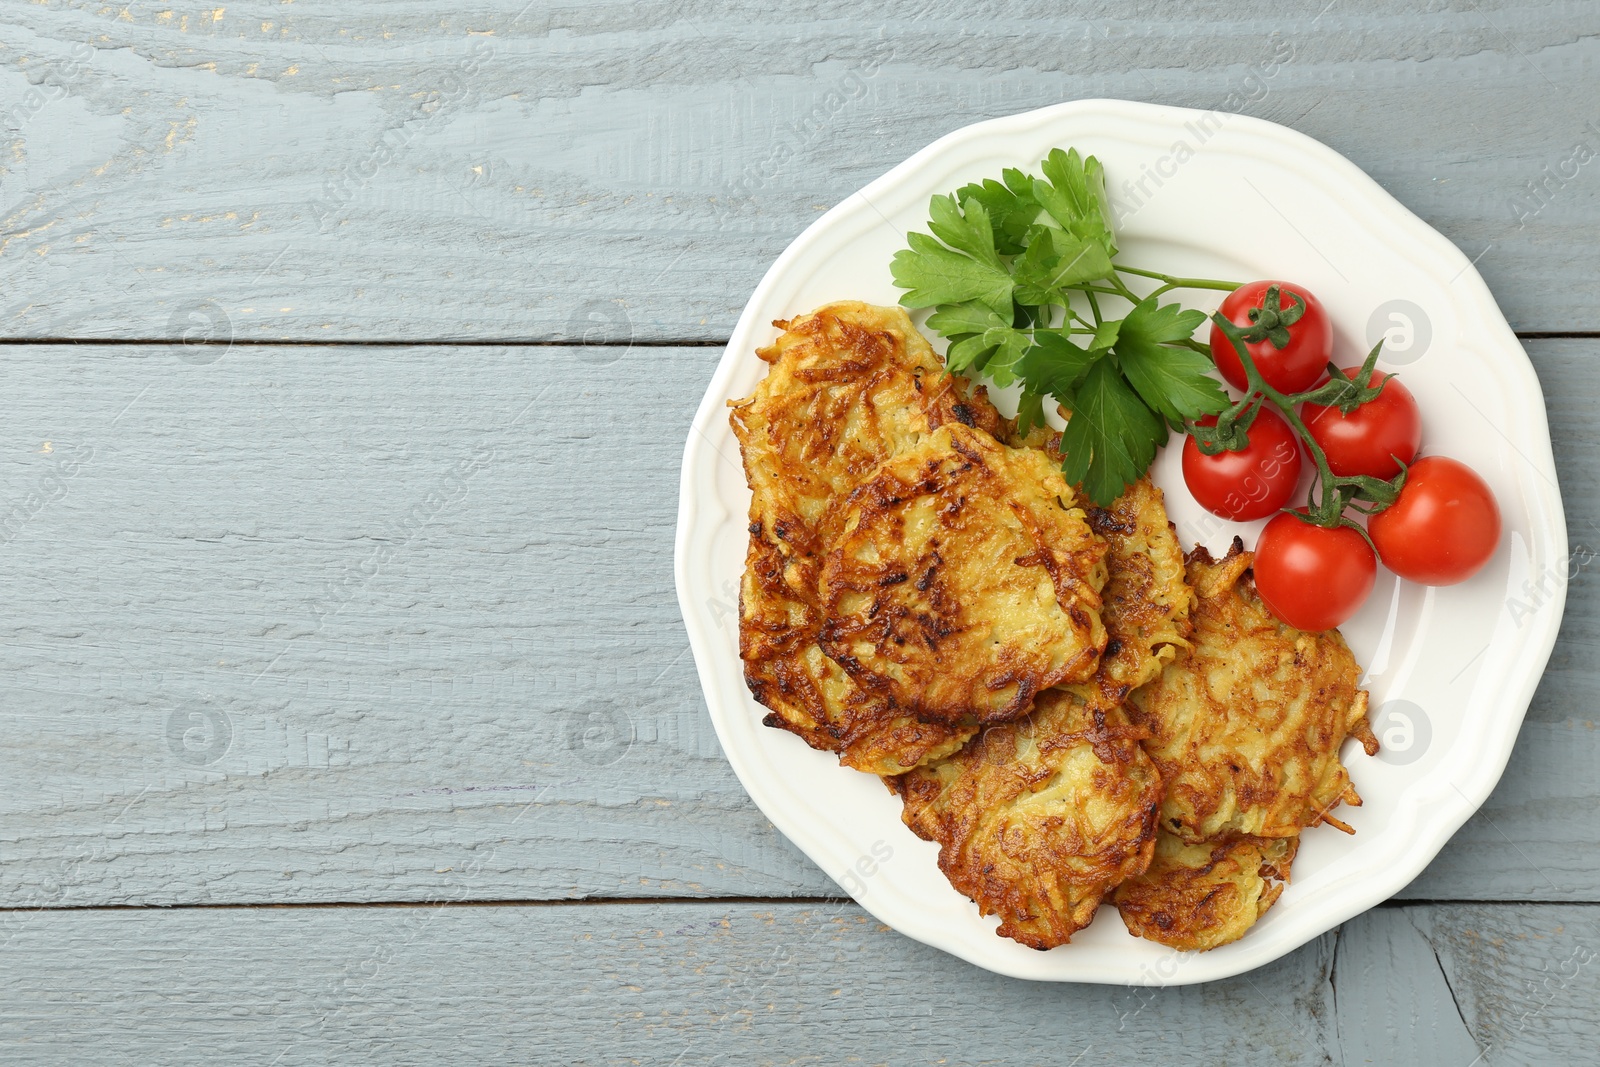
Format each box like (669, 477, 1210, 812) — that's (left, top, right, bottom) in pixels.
(1210, 316, 1345, 528)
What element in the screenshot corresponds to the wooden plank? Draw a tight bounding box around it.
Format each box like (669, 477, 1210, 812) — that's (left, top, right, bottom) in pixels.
(0, 339, 1594, 908)
(1332, 904, 1600, 1066)
(4, 901, 1339, 1065)
(1331, 908, 1482, 1064)
(1, 2, 1597, 341)
(2, 900, 1595, 1065)
(1419, 904, 1600, 1065)
(0, 341, 837, 905)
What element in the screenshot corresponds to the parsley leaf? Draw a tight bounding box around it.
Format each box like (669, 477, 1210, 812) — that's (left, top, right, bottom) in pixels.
(1014, 330, 1099, 399)
(891, 231, 1013, 316)
(927, 194, 1003, 269)
(954, 169, 1040, 256)
(890, 147, 1239, 505)
(1012, 227, 1114, 305)
(1114, 298, 1228, 428)
(943, 333, 992, 375)
(1034, 147, 1117, 257)
(925, 301, 1007, 338)
(928, 302, 1031, 382)
(981, 328, 1033, 386)
(1058, 358, 1167, 506)
(1087, 318, 1121, 352)
(1014, 389, 1047, 436)
(1118, 296, 1208, 346)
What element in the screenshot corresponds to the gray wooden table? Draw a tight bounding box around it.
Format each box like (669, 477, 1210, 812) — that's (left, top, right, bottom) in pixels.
(2, 3, 1596, 1064)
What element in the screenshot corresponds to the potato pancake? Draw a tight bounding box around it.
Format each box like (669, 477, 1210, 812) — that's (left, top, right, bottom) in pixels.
(730, 301, 1381, 955)
(884, 475, 1191, 948)
(819, 422, 1108, 724)
(740, 529, 975, 775)
(1126, 541, 1379, 843)
(730, 300, 1005, 570)
(731, 302, 1005, 773)
(1068, 476, 1195, 703)
(998, 422, 1195, 701)
(1114, 830, 1298, 951)
(889, 689, 1162, 949)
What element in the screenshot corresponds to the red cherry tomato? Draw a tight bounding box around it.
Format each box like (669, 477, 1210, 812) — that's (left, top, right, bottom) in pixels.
(1182, 408, 1303, 521)
(1368, 456, 1501, 585)
(1210, 280, 1332, 394)
(1301, 368, 1422, 480)
(1252, 512, 1376, 631)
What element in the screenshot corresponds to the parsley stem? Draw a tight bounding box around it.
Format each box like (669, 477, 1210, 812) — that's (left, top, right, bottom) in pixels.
(1086, 291, 1103, 326)
(1106, 275, 1144, 305)
(1116, 265, 1242, 293)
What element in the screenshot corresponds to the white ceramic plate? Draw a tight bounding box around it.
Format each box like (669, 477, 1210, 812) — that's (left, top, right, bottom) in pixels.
(674, 99, 1565, 984)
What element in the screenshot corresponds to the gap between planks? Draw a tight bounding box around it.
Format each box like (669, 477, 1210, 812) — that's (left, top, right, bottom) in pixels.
(0, 337, 728, 348)
(4, 897, 1597, 914)
(0, 332, 1595, 349)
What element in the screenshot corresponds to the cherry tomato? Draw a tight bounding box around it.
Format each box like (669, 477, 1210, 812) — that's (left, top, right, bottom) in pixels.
(1182, 408, 1303, 521)
(1368, 456, 1501, 585)
(1252, 512, 1376, 631)
(1301, 367, 1422, 480)
(1210, 280, 1332, 395)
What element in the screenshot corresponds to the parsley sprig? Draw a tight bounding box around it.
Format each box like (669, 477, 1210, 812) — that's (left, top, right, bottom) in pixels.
(890, 148, 1239, 505)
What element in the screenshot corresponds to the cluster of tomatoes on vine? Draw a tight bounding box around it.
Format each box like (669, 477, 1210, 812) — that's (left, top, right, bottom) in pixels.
(1181, 280, 1501, 632)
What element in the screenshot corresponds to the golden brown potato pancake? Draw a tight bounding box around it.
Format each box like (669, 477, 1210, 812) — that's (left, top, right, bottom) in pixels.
(1114, 830, 1298, 951)
(730, 300, 1005, 571)
(1067, 476, 1195, 704)
(1126, 541, 1379, 843)
(997, 420, 1195, 703)
(819, 422, 1108, 724)
(883, 475, 1191, 948)
(890, 689, 1163, 949)
(740, 529, 974, 775)
(731, 302, 1006, 773)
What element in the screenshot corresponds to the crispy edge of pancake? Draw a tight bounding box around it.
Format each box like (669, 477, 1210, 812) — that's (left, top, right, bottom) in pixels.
(753, 301, 1006, 438)
(888, 689, 1163, 949)
(1113, 831, 1299, 952)
(731, 302, 1005, 772)
(818, 422, 1108, 724)
(739, 528, 977, 775)
(1127, 539, 1380, 843)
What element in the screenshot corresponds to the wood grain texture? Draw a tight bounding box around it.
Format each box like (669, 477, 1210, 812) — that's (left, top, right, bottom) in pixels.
(2, 900, 1595, 1066)
(1, 1, 1596, 341)
(0, 339, 1592, 908)
(0, 7, 1591, 1059)
(0, 341, 832, 906)
(1331, 907, 1483, 1064)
